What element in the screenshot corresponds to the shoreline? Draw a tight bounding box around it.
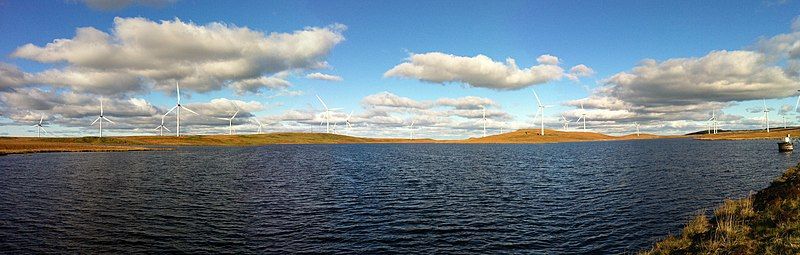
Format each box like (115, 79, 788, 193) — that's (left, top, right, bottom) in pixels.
(642, 162, 800, 253)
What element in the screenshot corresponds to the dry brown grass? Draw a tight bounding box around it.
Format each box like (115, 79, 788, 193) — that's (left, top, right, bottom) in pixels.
(0, 137, 153, 155)
(1, 130, 671, 155)
(462, 129, 668, 144)
(641, 164, 800, 254)
(696, 127, 800, 141)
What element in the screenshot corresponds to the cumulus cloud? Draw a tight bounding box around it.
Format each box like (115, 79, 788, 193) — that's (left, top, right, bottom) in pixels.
(0, 63, 30, 90)
(80, 0, 178, 11)
(435, 96, 497, 109)
(551, 16, 800, 134)
(10, 17, 346, 95)
(361, 91, 432, 109)
(384, 52, 590, 90)
(306, 72, 343, 82)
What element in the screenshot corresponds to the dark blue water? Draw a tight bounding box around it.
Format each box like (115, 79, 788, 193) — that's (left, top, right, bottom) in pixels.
(0, 139, 796, 253)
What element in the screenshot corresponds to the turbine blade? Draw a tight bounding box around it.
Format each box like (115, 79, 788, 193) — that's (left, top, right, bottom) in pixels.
(102, 116, 114, 124)
(347, 110, 353, 120)
(155, 126, 162, 130)
(252, 117, 262, 125)
(532, 89, 542, 105)
(91, 117, 101, 125)
(40, 127, 49, 135)
(182, 106, 199, 115)
(100, 99, 104, 115)
(232, 109, 239, 119)
(165, 105, 178, 116)
(316, 95, 328, 110)
(163, 126, 170, 131)
(39, 116, 43, 124)
(176, 81, 181, 103)
(795, 95, 800, 112)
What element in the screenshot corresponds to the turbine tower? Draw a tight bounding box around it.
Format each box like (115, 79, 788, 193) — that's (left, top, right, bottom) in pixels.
(408, 120, 416, 140)
(708, 109, 718, 134)
(561, 115, 570, 130)
(155, 116, 170, 136)
(532, 89, 551, 136)
(481, 105, 487, 137)
(90, 99, 114, 138)
(165, 82, 199, 137)
(763, 99, 770, 133)
(575, 101, 587, 131)
(252, 117, 264, 134)
(345, 111, 354, 134)
(220, 103, 239, 135)
(316, 95, 342, 134)
(33, 115, 49, 138)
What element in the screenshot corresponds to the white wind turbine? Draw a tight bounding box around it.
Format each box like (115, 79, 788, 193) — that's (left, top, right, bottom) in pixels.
(481, 105, 487, 137)
(707, 109, 718, 134)
(90, 99, 114, 138)
(164, 82, 199, 137)
(219, 103, 240, 135)
(252, 117, 264, 134)
(634, 122, 640, 137)
(575, 100, 587, 131)
(316, 95, 342, 134)
(33, 115, 49, 138)
(763, 99, 770, 133)
(532, 89, 552, 136)
(561, 115, 570, 130)
(154, 116, 170, 136)
(407, 120, 416, 140)
(345, 111, 354, 134)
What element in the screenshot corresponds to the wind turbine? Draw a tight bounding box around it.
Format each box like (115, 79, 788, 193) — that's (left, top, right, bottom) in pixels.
(164, 82, 199, 137)
(345, 111, 354, 134)
(316, 95, 342, 134)
(634, 122, 640, 137)
(481, 105, 487, 137)
(408, 120, 416, 140)
(154, 116, 170, 136)
(708, 109, 718, 134)
(532, 89, 552, 136)
(32, 115, 49, 138)
(90, 99, 114, 138)
(763, 99, 770, 133)
(575, 100, 587, 131)
(252, 117, 264, 134)
(220, 103, 239, 135)
(561, 115, 570, 130)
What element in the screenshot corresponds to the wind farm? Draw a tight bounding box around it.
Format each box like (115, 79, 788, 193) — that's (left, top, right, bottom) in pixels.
(6, 2, 800, 254)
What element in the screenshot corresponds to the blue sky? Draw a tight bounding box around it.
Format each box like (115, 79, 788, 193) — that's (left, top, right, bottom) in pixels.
(2, 0, 800, 138)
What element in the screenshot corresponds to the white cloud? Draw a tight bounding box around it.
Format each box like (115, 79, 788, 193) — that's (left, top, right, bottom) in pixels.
(435, 96, 497, 109)
(306, 72, 343, 82)
(10, 17, 346, 95)
(361, 91, 432, 109)
(384, 52, 588, 90)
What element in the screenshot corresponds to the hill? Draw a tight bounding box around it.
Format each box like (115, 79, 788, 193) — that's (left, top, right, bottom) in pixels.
(695, 127, 800, 141)
(462, 129, 665, 143)
(1, 130, 669, 155)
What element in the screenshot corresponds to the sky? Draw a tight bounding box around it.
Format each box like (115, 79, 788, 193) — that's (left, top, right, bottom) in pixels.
(2, 0, 800, 138)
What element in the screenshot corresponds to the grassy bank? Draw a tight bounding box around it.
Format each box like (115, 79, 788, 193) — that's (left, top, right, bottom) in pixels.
(0, 137, 155, 155)
(642, 163, 800, 254)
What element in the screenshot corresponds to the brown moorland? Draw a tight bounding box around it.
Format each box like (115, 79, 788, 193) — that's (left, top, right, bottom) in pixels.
(1, 129, 669, 155)
(695, 127, 800, 141)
